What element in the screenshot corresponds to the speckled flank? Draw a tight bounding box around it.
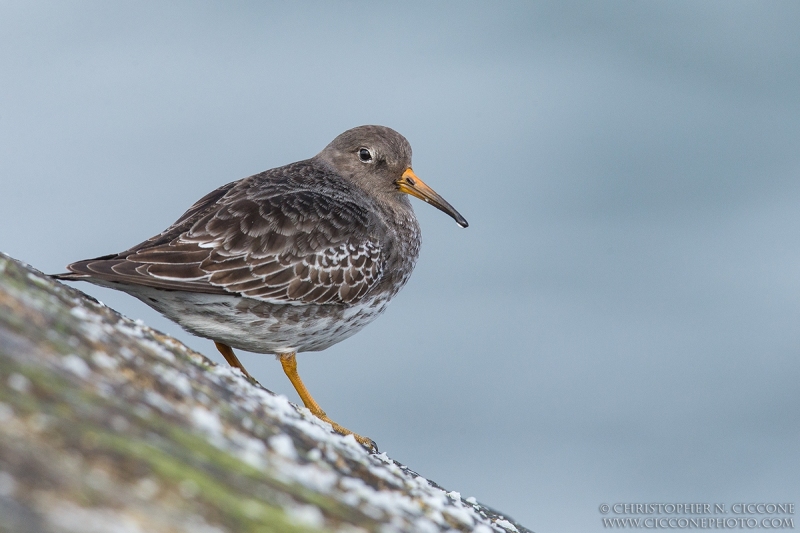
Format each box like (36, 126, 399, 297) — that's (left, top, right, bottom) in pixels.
(118, 285, 394, 353)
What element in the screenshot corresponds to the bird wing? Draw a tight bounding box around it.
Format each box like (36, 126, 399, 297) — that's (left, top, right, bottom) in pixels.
(65, 168, 386, 305)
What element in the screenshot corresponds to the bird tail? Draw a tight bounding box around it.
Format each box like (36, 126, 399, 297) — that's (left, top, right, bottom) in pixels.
(50, 254, 118, 281)
(51, 272, 86, 280)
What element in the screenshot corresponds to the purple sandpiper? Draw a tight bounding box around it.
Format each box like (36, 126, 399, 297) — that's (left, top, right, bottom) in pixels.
(55, 125, 468, 450)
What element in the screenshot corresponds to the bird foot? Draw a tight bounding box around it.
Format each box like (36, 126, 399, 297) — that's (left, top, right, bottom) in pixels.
(276, 352, 378, 452)
(313, 411, 378, 453)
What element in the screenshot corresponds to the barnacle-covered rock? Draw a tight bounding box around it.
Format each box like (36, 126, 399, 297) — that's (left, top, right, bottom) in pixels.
(0, 252, 530, 533)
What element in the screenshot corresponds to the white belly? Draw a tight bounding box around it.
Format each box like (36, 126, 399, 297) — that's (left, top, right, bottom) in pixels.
(111, 284, 390, 354)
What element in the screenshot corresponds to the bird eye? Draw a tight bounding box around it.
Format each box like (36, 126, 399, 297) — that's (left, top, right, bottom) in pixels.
(358, 148, 373, 163)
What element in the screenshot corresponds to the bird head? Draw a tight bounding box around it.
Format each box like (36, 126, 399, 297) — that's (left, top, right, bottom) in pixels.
(317, 125, 468, 228)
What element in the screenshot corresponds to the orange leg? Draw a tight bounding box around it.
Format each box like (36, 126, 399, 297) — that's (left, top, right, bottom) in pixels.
(279, 352, 377, 452)
(214, 342, 254, 381)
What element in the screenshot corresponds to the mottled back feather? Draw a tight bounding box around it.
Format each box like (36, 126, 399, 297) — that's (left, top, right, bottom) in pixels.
(62, 160, 387, 305)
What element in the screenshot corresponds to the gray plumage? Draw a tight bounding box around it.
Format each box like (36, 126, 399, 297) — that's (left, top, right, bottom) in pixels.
(55, 125, 467, 355)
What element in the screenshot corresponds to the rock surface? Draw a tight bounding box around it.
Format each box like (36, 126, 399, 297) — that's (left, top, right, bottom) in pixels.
(0, 252, 531, 533)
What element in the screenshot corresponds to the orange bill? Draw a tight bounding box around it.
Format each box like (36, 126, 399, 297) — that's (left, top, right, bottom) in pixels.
(396, 168, 468, 228)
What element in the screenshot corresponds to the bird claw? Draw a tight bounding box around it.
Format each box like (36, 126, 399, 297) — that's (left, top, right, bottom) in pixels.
(323, 417, 378, 453)
(353, 434, 379, 454)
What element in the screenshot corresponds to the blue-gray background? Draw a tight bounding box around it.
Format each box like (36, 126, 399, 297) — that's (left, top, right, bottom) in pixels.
(3, 2, 799, 531)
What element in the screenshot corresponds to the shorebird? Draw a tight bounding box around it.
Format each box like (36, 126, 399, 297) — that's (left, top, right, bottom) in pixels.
(56, 125, 468, 449)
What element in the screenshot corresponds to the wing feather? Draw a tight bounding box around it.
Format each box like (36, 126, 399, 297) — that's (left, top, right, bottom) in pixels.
(62, 162, 386, 305)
